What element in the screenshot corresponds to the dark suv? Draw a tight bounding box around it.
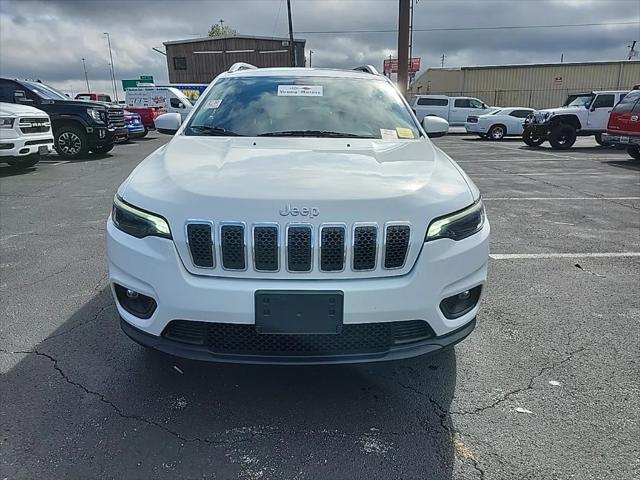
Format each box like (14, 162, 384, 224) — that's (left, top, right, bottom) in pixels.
(0, 79, 127, 159)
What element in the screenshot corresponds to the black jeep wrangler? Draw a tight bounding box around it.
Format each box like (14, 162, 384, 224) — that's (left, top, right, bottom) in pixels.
(0, 78, 128, 159)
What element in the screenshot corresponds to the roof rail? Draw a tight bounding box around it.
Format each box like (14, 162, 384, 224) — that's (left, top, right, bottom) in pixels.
(228, 62, 258, 73)
(353, 65, 379, 75)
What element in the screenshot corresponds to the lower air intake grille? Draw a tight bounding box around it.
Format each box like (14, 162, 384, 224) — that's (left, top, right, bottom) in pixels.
(320, 226, 345, 271)
(253, 226, 279, 271)
(353, 226, 377, 270)
(287, 226, 312, 272)
(187, 224, 214, 268)
(161, 320, 435, 356)
(384, 225, 410, 269)
(220, 225, 246, 270)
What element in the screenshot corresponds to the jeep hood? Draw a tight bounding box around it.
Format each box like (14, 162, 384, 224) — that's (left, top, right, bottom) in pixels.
(120, 136, 475, 228)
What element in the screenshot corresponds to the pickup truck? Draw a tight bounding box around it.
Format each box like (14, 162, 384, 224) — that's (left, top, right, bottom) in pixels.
(602, 87, 640, 160)
(410, 95, 494, 125)
(0, 79, 128, 159)
(522, 90, 629, 150)
(0, 102, 53, 168)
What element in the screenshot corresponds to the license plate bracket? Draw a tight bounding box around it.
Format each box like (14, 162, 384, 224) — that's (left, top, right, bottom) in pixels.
(620, 136, 629, 144)
(38, 145, 49, 155)
(255, 290, 344, 334)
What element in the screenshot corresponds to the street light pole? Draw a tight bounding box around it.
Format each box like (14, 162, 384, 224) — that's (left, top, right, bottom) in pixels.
(286, 0, 296, 67)
(104, 32, 118, 102)
(81, 57, 90, 93)
(309, 50, 313, 67)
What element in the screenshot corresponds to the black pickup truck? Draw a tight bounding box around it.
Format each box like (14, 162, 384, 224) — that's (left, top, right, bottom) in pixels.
(0, 78, 127, 159)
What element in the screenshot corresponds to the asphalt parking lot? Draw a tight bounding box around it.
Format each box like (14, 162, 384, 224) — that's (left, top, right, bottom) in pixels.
(1, 134, 638, 480)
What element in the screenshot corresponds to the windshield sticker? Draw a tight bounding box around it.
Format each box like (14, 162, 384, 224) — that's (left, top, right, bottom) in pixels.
(277, 85, 323, 97)
(205, 99, 222, 109)
(396, 127, 415, 139)
(380, 129, 398, 140)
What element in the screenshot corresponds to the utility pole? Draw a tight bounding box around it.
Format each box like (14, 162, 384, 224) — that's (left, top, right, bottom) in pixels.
(219, 19, 225, 28)
(441, 54, 446, 68)
(397, 0, 410, 94)
(628, 41, 638, 60)
(560, 53, 564, 63)
(287, 0, 296, 66)
(309, 50, 314, 67)
(104, 32, 118, 102)
(81, 57, 90, 93)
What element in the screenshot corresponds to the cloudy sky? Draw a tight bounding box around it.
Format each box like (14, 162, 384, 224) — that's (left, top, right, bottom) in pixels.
(0, 0, 638, 97)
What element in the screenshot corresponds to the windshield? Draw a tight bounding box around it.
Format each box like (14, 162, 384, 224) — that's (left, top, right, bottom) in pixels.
(186, 76, 420, 139)
(564, 94, 594, 108)
(19, 80, 68, 101)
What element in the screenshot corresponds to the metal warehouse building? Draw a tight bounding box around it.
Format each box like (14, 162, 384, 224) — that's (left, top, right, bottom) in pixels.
(408, 60, 640, 109)
(164, 35, 306, 84)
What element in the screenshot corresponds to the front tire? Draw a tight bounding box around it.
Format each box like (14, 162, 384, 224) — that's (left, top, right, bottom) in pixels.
(54, 126, 89, 159)
(628, 145, 640, 160)
(488, 124, 506, 141)
(92, 144, 115, 154)
(594, 133, 610, 147)
(523, 129, 545, 147)
(549, 124, 577, 150)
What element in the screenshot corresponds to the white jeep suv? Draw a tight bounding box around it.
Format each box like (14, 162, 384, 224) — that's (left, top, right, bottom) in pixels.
(107, 64, 490, 364)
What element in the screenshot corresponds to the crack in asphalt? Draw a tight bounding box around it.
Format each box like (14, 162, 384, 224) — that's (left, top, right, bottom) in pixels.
(452, 346, 586, 417)
(14, 256, 94, 289)
(41, 302, 114, 343)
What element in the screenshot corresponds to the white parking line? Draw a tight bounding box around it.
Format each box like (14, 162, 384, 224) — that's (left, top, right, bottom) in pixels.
(38, 160, 69, 166)
(490, 252, 640, 260)
(484, 197, 640, 201)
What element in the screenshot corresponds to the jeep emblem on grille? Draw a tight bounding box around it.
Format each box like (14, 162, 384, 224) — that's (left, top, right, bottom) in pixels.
(279, 204, 319, 218)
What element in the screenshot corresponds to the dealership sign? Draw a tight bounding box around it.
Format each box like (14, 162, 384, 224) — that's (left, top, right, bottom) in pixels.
(383, 58, 421, 74)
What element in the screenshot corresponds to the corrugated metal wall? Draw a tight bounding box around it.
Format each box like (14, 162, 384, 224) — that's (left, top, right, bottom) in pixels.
(166, 37, 306, 83)
(409, 62, 640, 109)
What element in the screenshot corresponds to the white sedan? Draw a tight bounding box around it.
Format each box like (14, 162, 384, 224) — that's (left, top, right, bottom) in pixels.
(465, 107, 534, 140)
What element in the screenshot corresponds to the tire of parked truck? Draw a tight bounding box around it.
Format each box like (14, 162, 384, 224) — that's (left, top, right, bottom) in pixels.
(488, 124, 506, 141)
(140, 127, 148, 138)
(54, 125, 89, 159)
(522, 129, 545, 147)
(549, 124, 577, 150)
(594, 133, 610, 147)
(91, 144, 115, 154)
(6, 156, 39, 169)
(628, 145, 640, 160)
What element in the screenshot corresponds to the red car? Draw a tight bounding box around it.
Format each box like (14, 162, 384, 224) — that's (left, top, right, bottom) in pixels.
(123, 106, 165, 132)
(603, 86, 640, 160)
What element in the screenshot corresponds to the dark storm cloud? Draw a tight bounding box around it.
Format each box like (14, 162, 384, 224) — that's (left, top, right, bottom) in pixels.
(0, 0, 638, 95)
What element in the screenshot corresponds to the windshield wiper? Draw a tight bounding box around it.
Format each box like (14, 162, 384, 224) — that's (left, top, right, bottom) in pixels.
(258, 130, 374, 138)
(187, 125, 244, 136)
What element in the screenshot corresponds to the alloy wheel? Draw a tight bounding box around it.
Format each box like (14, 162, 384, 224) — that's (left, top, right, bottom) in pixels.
(58, 132, 81, 155)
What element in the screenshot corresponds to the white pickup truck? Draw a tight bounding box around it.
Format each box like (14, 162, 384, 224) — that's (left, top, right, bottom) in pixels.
(410, 95, 494, 125)
(0, 102, 53, 168)
(522, 90, 629, 149)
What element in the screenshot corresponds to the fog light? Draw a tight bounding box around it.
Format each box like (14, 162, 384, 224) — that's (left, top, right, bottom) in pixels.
(440, 285, 482, 319)
(114, 284, 156, 319)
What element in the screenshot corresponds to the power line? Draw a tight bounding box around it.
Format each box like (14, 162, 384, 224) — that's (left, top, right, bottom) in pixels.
(297, 20, 638, 35)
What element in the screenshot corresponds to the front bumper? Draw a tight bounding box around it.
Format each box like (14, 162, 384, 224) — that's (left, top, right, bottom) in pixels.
(602, 133, 640, 146)
(107, 218, 489, 364)
(0, 131, 53, 158)
(87, 125, 128, 147)
(524, 123, 551, 138)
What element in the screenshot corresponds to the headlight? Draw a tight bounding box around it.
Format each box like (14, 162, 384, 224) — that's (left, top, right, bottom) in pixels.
(87, 108, 104, 122)
(112, 195, 171, 239)
(425, 200, 485, 242)
(0, 117, 15, 129)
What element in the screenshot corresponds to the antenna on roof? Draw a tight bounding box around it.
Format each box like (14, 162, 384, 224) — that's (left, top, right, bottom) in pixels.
(353, 65, 379, 75)
(228, 62, 258, 73)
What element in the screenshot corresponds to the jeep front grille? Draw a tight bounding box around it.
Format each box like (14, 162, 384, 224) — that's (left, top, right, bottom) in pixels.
(184, 222, 411, 274)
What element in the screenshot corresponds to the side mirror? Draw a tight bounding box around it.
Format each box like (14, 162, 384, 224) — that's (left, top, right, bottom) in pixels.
(14, 90, 33, 104)
(154, 112, 182, 134)
(422, 116, 449, 138)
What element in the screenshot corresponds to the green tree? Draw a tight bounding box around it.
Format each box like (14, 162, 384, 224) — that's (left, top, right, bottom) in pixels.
(208, 24, 238, 37)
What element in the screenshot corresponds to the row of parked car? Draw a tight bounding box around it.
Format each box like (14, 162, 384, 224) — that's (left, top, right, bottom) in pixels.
(0, 78, 195, 168)
(410, 87, 640, 160)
